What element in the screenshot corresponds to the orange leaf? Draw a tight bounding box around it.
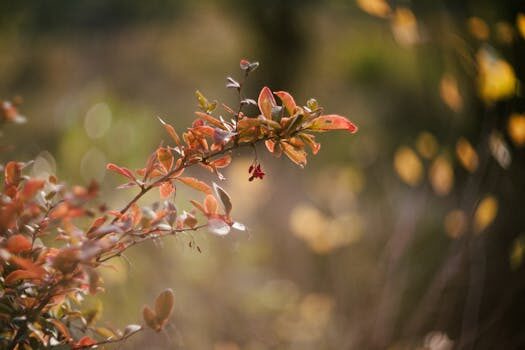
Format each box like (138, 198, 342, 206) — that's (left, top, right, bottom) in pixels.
(20, 179, 45, 200)
(4, 161, 21, 186)
(209, 154, 231, 169)
(177, 177, 212, 194)
(194, 111, 227, 129)
(155, 288, 175, 322)
(190, 199, 207, 215)
(74, 336, 97, 348)
(5, 269, 42, 285)
(280, 141, 307, 167)
(265, 140, 275, 153)
(87, 216, 107, 235)
(106, 163, 136, 180)
(156, 147, 174, 173)
(299, 133, 321, 155)
(143, 306, 160, 332)
(6, 234, 32, 254)
(158, 118, 181, 146)
(274, 91, 297, 115)
(159, 181, 175, 199)
(204, 195, 218, 215)
(258, 86, 276, 119)
(309, 114, 358, 133)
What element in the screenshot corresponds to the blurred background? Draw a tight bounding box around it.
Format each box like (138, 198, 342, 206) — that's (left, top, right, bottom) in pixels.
(1, 0, 525, 349)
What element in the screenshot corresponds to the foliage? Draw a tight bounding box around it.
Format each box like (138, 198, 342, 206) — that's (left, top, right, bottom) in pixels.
(0, 60, 357, 349)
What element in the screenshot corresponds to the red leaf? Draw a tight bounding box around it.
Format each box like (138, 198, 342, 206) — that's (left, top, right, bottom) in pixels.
(274, 91, 297, 115)
(5, 269, 42, 285)
(156, 147, 174, 173)
(159, 181, 175, 199)
(4, 161, 21, 186)
(6, 234, 32, 254)
(265, 140, 275, 153)
(309, 114, 358, 133)
(258, 86, 276, 120)
(106, 163, 136, 181)
(20, 179, 45, 199)
(74, 336, 97, 348)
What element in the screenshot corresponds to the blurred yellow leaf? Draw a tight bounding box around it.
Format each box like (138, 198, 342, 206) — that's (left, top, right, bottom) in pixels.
(391, 7, 419, 46)
(477, 48, 517, 103)
(517, 13, 525, 39)
(416, 131, 439, 159)
(289, 204, 362, 254)
(356, 0, 391, 18)
(440, 74, 463, 112)
(444, 210, 468, 239)
(510, 235, 525, 270)
(496, 21, 514, 45)
(474, 195, 498, 234)
(429, 155, 454, 196)
(507, 113, 525, 147)
(394, 146, 423, 186)
(456, 137, 479, 173)
(467, 17, 490, 40)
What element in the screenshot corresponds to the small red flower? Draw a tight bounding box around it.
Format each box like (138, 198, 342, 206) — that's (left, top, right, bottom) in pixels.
(248, 163, 265, 181)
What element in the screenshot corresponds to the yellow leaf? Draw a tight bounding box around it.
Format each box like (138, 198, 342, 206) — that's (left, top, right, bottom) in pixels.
(456, 137, 479, 173)
(440, 74, 463, 112)
(477, 48, 517, 103)
(391, 7, 419, 46)
(444, 210, 467, 239)
(393, 146, 423, 186)
(467, 17, 490, 40)
(429, 155, 454, 196)
(416, 131, 438, 159)
(356, 0, 391, 18)
(510, 235, 525, 270)
(517, 13, 525, 39)
(507, 113, 525, 147)
(474, 195, 498, 234)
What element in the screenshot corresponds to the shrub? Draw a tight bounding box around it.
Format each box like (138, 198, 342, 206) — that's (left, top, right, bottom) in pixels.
(0, 60, 357, 349)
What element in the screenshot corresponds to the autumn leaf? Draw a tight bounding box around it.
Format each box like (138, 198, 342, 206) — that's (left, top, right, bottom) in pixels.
(258, 86, 277, 119)
(158, 117, 181, 146)
(6, 234, 32, 254)
(5, 269, 42, 285)
(274, 91, 297, 115)
(142, 305, 159, 331)
(195, 111, 227, 130)
(309, 115, 358, 133)
(159, 181, 175, 199)
(280, 141, 307, 167)
(4, 161, 21, 186)
(156, 147, 174, 173)
(177, 177, 212, 194)
(204, 194, 218, 215)
(106, 163, 137, 181)
(154, 288, 175, 323)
